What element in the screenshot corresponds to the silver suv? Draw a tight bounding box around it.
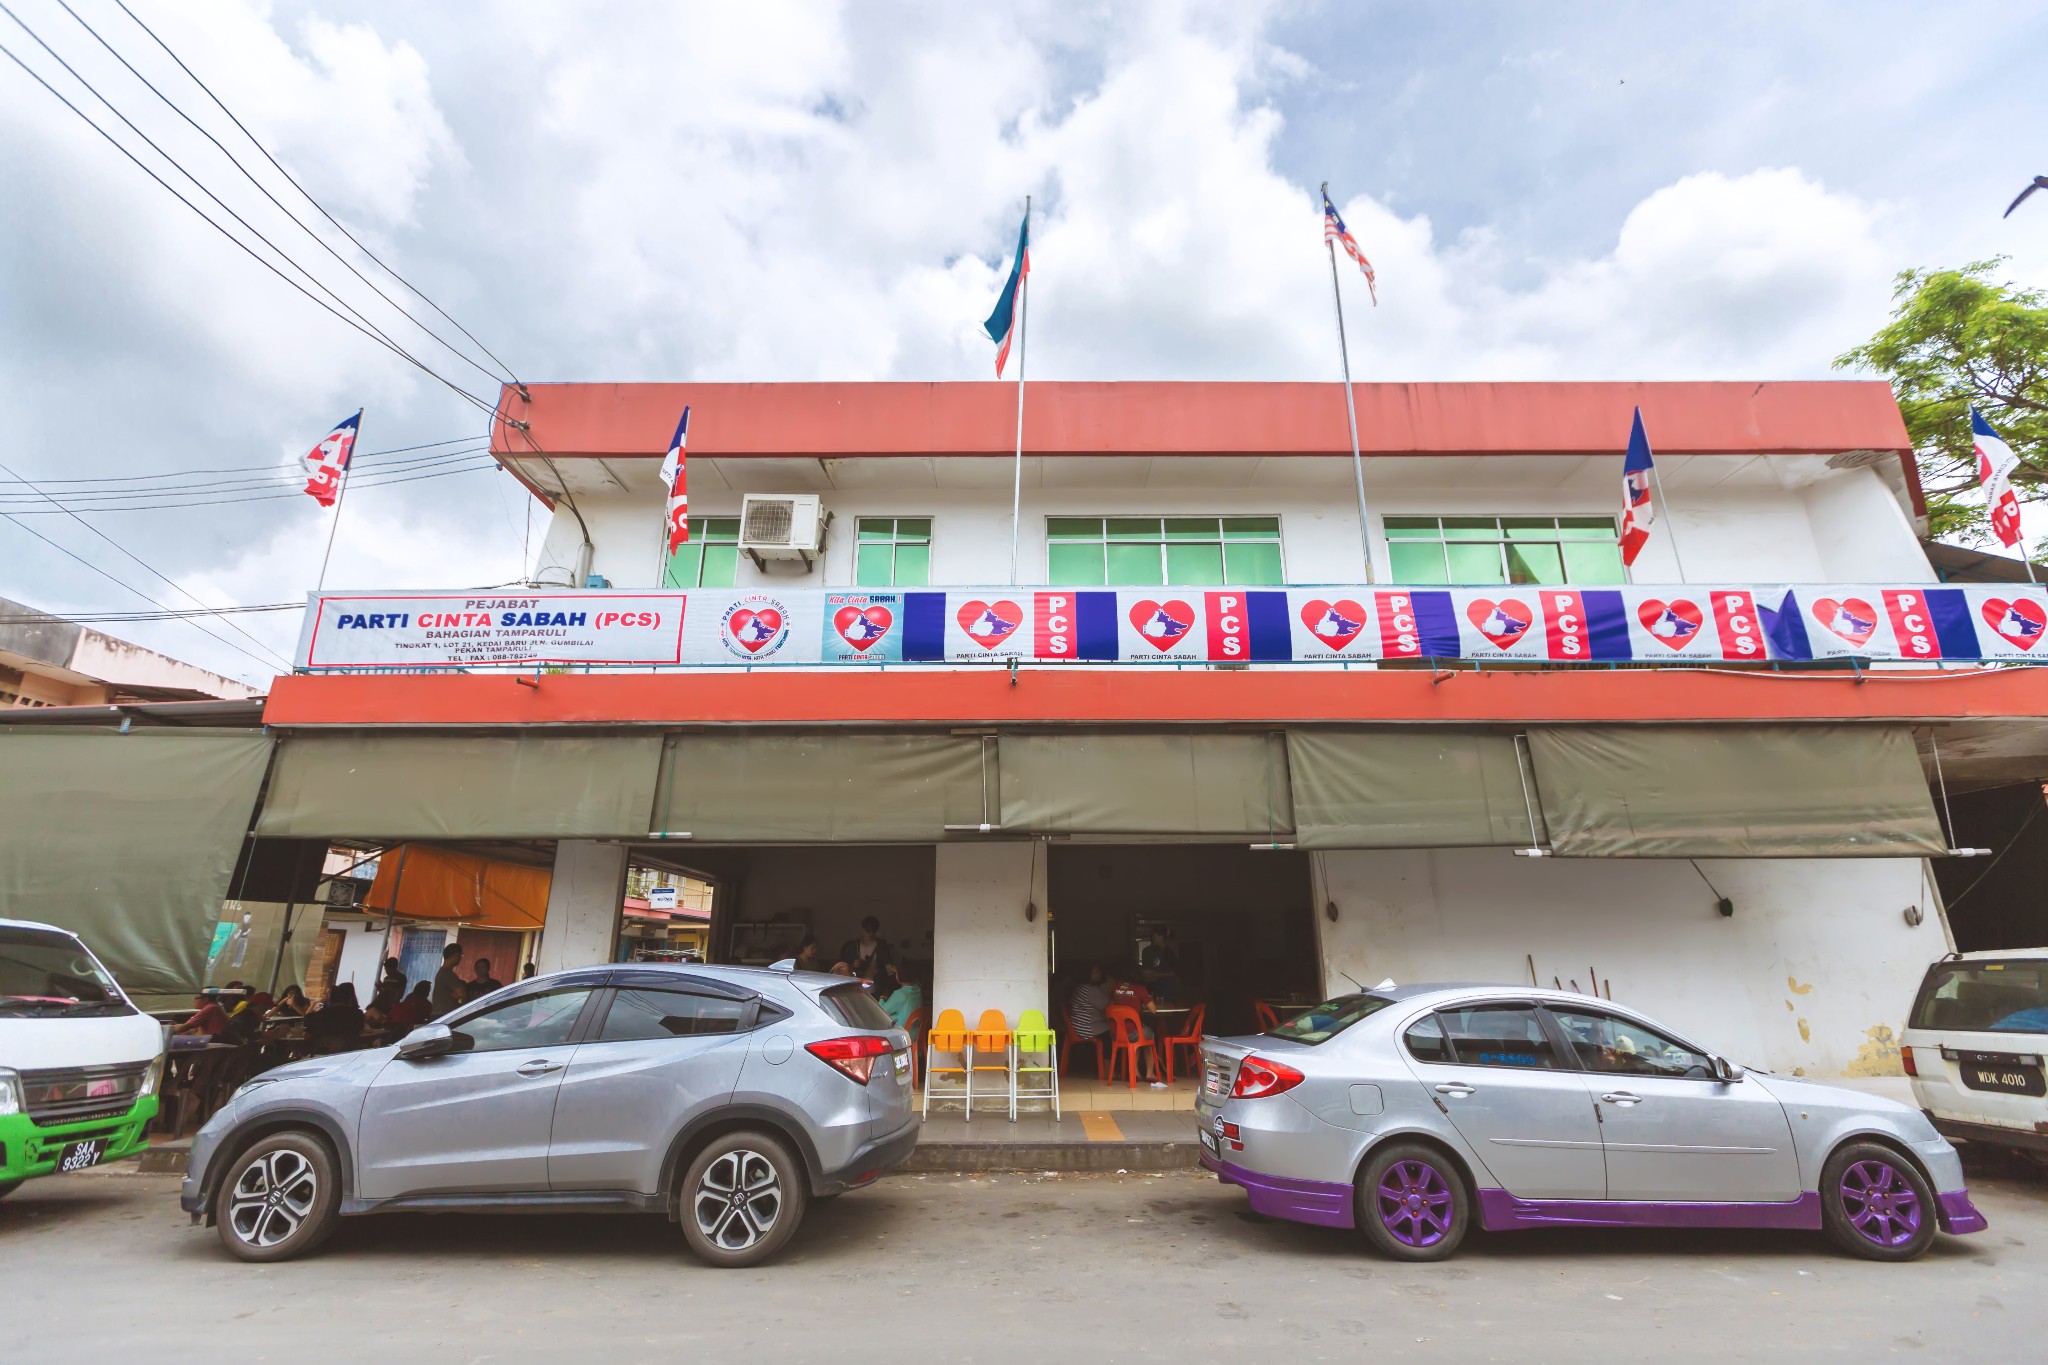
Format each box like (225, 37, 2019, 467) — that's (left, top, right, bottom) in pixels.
(180, 964, 915, 1267)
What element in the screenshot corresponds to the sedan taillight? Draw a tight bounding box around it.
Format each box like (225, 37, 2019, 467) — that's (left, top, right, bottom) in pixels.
(1230, 1055, 1305, 1099)
(807, 1035, 893, 1084)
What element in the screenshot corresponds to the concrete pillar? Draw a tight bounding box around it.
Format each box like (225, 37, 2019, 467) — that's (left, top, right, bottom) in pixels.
(535, 840, 628, 974)
(931, 841, 1047, 1024)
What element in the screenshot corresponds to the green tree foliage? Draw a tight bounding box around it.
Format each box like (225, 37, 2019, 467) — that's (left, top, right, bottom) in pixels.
(1836, 260, 2048, 545)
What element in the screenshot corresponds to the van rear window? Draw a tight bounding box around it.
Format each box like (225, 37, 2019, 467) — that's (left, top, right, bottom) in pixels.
(1910, 960, 2048, 1034)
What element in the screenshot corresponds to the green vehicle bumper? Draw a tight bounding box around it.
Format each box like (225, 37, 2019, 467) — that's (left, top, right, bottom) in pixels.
(0, 1095, 157, 1184)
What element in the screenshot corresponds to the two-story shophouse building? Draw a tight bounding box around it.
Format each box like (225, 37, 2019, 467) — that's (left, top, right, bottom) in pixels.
(207, 380, 2048, 1076)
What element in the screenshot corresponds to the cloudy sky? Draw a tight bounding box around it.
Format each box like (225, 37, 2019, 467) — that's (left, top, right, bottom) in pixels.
(3, 0, 2045, 684)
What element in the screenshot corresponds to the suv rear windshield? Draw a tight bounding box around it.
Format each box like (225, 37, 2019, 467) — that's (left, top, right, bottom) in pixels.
(819, 983, 896, 1031)
(1911, 959, 2048, 1034)
(1265, 994, 1395, 1045)
(0, 926, 133, 1018)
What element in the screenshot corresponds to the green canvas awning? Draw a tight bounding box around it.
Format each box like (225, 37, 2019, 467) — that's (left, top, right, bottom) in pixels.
(257, 733, 663, 839)
(0, 727, 273, 997)
(1526, 724, 1946, 858)
(998, 732, 1292, 836)
(651, 733, 989, 841)
(1286, 729, 1543, 848)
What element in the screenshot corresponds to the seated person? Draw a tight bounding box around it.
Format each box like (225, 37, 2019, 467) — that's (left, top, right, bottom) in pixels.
(305, 983, 365, 1052)
(876, 964, 923, 1030)
(362, 982, 403, 1033)
(173, 991, 230, 1039)
(1068, 964, 1111, 1043)
(1107, 965, 1163, 1084)
(266, 985, 310, 1020)
(792, 935, 829, 974)
(394, 981, 435, 1028)
(1139, 927, 1182, 1000)
(219, 989, 262, 1043)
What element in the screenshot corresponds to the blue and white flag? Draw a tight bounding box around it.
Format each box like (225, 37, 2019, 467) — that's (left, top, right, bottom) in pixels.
(982, 211, 1030, 376)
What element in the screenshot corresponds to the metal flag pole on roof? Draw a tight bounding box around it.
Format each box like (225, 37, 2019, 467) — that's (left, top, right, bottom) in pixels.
(1971, 405, 2037, 583)
(1321, 184, 1376, 582)
(1008, 198, 1032, 584)
(310, 409, 364, 592)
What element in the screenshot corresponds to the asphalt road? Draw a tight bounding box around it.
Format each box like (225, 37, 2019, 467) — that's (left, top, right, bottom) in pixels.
(3, 1160, 2045, 1362)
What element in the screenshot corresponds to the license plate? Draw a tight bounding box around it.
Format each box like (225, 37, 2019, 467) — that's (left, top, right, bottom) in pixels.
(893, 1050, 910, 1079)
(1199, 1130, 1219, 1156)
(1959, 1052, 2046, 1096)
(57, 1139, 105, 1173)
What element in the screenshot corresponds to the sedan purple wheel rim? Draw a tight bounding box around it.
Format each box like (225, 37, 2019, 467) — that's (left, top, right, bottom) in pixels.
(1839, 1159, 1921, 1247)
(1376, 1159, 1453, 1247)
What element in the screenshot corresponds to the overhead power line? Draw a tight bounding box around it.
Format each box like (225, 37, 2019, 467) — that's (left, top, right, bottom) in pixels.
(0, 455, 503, 514)
(0, 435, 487, 486)
(0, 32, 499, 420)
(0, 447, 493, 505)
(53, 0, 512, 391)
(109, 0, 525, 390)
(0, 601, 301, 625)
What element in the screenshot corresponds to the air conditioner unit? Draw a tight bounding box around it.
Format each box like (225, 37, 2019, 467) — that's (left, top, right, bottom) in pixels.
(738, 493, 826, 571)
(322, 878, 364, 907)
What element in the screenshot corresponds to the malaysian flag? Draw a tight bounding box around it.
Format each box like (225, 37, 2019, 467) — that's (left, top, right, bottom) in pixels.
(982, 210, 1031, 376)
(299, 411, 361, 508)
(1972, 406, 2025, 549)
(660, 405, 691, 551)
(1321, 185, 1376, 304)
(1618, 406, 1656, 567)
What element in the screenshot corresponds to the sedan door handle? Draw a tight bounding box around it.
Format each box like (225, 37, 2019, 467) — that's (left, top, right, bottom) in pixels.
(1433, 1082, 1476, 1098)
(1601, 1091, 1643, 1106)
(516, 1059, 562, 1078)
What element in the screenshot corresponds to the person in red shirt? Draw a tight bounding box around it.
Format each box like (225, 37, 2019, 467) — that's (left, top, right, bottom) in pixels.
(1107, 966, 1163, 1084)
(173, 992, 229, 1038)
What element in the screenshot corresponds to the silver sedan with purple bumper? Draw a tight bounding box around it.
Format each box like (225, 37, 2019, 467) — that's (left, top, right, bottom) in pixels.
(1195, 984, 1986, 1261)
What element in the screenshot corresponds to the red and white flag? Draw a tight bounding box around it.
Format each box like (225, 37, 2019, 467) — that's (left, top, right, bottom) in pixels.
(299, 410, 361, 508)
(1618, 406, 1656, 567)
(1972, 406, 2025, 548)
(660, 405, 690, 551)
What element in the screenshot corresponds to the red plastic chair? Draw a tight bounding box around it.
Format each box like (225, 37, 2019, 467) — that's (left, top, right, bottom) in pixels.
(903, 1006, 929, 1087)
(1105, 1006, 1155, 1089)
(1060, 1004, 1106, 1078)
(1158, 1003, 1207, 1084)
(1254, 1001, 1281, 1033)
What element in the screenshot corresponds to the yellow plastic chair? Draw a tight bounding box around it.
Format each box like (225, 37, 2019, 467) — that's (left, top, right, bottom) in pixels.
(923, 1009, 970, 1120)
(1013, 1007, 1060, 1120)
(968, 1009, 1014, 1122)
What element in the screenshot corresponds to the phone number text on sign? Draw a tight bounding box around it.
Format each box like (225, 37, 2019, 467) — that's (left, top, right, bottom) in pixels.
(300, 593, 687, 667)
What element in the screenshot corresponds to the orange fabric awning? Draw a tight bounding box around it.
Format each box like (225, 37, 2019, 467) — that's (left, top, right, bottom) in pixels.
(365, 845, 551, 930)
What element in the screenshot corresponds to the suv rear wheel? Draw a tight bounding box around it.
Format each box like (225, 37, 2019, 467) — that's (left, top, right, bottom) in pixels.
(213, 1130, 341, 1262)
(679, 1130, 807, 1268)
(1357, 1141, 1470, 1261)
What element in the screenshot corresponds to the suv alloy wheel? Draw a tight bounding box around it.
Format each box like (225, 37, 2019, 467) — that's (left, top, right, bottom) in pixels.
(213, 1130, 342, 1262)
(679, 1130, 808, 1268)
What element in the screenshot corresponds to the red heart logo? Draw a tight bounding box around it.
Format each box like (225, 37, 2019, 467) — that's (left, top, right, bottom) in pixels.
(1981, 597, 2048, 650)
(1300, 598, 1369, 651)
(1128, 598, 1196, 650)
(1465, 597, 1533, 648)
(832, 604, 893, 652)
(955, 598, 1023, 648)
(1636, 598, 1705, 650)
(1811, 596, 1878, 648)
(726, 608, 782, 653)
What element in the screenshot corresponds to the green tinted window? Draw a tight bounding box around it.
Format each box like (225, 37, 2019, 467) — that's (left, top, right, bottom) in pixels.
(1047, 515, 1284, 585)
(1387, 516, 1623, 586)
(665, 517, 741, 588)
(852, 518, 932, 587)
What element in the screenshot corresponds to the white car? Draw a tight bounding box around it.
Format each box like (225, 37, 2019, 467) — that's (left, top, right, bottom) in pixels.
(0, 919, 166, 1197)
(1902, 951, 2048, 1163)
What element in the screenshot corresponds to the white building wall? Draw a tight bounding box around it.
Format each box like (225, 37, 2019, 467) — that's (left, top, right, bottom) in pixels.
(1311, 848, 1945, 1079)
(538, 467, 1931, 594)
(930, 841, 1048, 1026)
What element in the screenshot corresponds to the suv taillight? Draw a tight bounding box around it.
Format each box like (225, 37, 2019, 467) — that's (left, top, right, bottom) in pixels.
(1900, 1045, 1918, 1077)
(807, 1035, 893, 1084)
(1230, 1055, 1305, 1099)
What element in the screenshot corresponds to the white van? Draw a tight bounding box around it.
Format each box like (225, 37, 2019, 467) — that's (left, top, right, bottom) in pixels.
(0, 918, 166, 1197)
(1901, 950, 2048, 1162)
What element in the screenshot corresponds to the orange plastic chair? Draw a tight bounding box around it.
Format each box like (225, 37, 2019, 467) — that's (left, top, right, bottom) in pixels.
(1105, 1005, 1154, 1089)
(969, 1009, 1014, 1121)
(1060, 1004, 1106, 1078)
(1158, 1003, 1207, 1084)
(902, 1006, 929, 1087)
(923, 1008, 970, 1119)
(1254, 1001, 1281, 1033)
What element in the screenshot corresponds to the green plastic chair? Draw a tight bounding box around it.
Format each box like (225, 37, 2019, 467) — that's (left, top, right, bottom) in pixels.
(1013, 1007, 1060, 1120)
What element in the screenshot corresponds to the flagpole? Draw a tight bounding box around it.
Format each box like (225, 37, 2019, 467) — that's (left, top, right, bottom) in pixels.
(1008, 195, 1031, 586)
(1647, 461, 1688, 582)
(314, 408, 362, 593)
(1322, 184, 1375, 582)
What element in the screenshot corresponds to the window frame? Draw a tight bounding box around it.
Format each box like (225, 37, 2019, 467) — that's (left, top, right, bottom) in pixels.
(663, 515, 744, 589)
(1411, 1000, 1567, 1072)
(853, 516, 934, 588)
(1381, 514, 1628, 586)
(444, 984, 603, 1054)
(1539, 1004, 1721, 1081)
(1043, 514, 1287, 587)
(588, 985, 758, 1043)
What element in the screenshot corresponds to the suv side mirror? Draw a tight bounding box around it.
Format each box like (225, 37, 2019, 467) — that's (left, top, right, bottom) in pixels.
(396, 1023, 456, 1061)
(1711, 1054, 1745, 1084)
